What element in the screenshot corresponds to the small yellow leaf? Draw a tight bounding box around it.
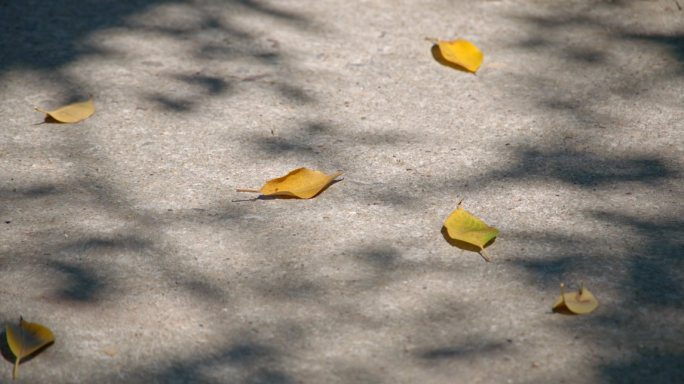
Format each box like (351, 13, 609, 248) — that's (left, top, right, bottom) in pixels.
(237, 168, 344, 199)
(426, 37, 483, 73)
(443, 199, 499, 261)
(552, 283, 599, 314)
(35, 96, 95, 123)
(6, 317, 55, 379)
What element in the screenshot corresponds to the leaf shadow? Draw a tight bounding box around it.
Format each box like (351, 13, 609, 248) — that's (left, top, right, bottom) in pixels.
(551, 305, 578, 316)
(233, 178, 344, 202)
(41, 115, 65, 124)
(430, 45, 473, 74)
(0, 327, 55, 366)
(440, 226, 495, 262)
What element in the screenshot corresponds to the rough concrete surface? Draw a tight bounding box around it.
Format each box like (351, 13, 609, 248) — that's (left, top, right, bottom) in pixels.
(1, 0, 684, 383)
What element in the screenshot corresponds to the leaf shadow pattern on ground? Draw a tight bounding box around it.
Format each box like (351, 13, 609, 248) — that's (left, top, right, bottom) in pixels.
(117, 339, 294, 384)
(499, 5, 684, 133)
(2, 2, 684, 383)
(0, 0, 319, 112)
(508, 213, 684, 382)
(600, 351, 684, 384)
(46, 261, 105, 302)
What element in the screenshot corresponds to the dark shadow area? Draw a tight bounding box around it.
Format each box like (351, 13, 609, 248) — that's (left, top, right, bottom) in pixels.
(75, 237, 150, 252)
(621, 34, 684, 72)
(122, 339, 293, 384)
(420, 341, 505, 361)
(147, 94, 194, 112)
(0, 328, 13, 364)
(254, 137, 315, 154)
(0, 0, 170, 73)
(176, 74, 231, 95)
(515, 257, 572, 281)
(276, 83, 313, 104)
(47, 261, 104, 302)
(565, 46, 607, 64)
(356, 247, 401, 271)
(13, 184, 60, 198)
(0, 0, 311, 75)
(502, 6, 684, 135)
(0, 0, 316, 113)
(258, 278, 323, 301)
(41, 115, 67, 124)
(225, 343, 275, 366)
(247, 120, 415, 173)
(235, 0, 308, 23)
(510, 208, 684, 378)
(601, 351, 684, 384)
(179, 280, 229, 303)
(593, 212, 684, 308)
(486, 149, 677, 189)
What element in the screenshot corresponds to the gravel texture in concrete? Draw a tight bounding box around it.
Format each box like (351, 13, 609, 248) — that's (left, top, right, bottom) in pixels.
(1, 0, 684, 383)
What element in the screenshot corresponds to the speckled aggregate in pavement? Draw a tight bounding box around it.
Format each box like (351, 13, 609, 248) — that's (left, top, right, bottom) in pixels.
(1, 0, 683, 383)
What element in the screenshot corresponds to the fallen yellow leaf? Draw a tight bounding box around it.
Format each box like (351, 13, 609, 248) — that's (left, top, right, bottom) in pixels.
(5, 317, 55, 379)
(35, 96, 95, 123)
(552, 283, 599, 314)
(426, 37, 483, 73)
(443, 199, 499, 261)
(237, 168, 344, 199)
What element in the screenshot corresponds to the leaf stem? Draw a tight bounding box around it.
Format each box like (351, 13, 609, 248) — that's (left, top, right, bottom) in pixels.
(480, 248, 491, 262)
(424, 37, 439, 44)
(13, 358, 19, 379)
(236, 189, 260, 193)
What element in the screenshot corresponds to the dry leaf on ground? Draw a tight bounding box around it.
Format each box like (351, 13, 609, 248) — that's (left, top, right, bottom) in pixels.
(552, 283, 599, 314)
(5, 317, 55, 379)
(237, 168, 345, 199)
(425, 37, 483, 73)
(443, 199, 499, 261)
(35, 96, 95, 123)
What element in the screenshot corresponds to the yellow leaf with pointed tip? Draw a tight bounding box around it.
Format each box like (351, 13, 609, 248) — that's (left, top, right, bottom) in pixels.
(35, 97, 95, 123)
(237, 168, 345, 199)
(6, 317, 55, 379)
(552, 283, 599, 314)
(426, 37, 483, 73)
(443, 199, 499, 262)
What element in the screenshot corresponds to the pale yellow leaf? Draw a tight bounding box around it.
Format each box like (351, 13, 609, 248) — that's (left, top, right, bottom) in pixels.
(6, 317, 55, 379)
(426, 37, 484, 73)
(552, 283, 599, 314)
(443, 199, 498, 261)
(237, 168, 345, 199)
(35, 97, 95, 123)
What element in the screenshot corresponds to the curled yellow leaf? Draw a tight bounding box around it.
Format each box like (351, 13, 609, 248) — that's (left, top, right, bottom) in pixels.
(552, 283, 599, 314)
(35, 96, 95, 123)
(237, 168, 344, 199)
(443, 199, 499, 262)
(426, 37, 483, 73)
(6, 317, 55, 379)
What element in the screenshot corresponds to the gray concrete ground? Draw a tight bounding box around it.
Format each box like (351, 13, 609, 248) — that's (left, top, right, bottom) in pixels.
(1, 0, 684, 383)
